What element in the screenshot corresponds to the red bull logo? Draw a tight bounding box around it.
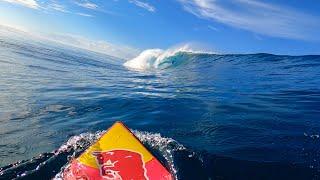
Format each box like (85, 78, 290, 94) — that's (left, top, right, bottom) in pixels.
(92, 150, 148, 180)
(62, 122, 172, 180)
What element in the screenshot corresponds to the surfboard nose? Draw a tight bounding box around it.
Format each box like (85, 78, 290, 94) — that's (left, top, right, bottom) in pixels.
(62, 121, 172, 180)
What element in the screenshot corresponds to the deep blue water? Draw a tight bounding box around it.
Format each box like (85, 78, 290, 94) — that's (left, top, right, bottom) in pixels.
(0, 35, 320, 180)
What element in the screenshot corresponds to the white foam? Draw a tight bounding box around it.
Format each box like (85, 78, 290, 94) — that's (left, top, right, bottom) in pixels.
(123, 48, 164, 70)
(123, 45, 212, 71)
(133, 130, 185, 179)
(55, 131, 106, 155)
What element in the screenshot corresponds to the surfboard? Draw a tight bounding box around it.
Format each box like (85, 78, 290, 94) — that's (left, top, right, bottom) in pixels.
(62, 121, 172, 180)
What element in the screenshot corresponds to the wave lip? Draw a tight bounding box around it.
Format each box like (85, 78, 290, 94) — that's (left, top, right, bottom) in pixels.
(123, 46, 213, 71)
(124, 49, 164, 70)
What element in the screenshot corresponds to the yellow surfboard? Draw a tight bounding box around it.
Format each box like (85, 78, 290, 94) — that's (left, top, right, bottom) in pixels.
(63, 121, 172, 180)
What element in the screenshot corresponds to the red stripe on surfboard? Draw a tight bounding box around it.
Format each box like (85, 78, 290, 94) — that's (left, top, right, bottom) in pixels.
(145, 158, 172, 180)
(63, 158, 172, 180)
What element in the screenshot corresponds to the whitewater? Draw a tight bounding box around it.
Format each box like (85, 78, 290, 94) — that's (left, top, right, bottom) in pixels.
(123, 45, 213, 70)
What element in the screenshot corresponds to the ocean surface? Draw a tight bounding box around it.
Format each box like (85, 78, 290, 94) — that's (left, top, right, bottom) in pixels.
(0, 34, 320, 180)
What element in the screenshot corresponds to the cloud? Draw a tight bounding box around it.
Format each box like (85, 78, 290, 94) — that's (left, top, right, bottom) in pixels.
(73, 0, 118, 15)
(74, 0, 98, 10)
(76, 12, 93, 17)
(2, 0, 100, 18)
(0, 24, 139, 59)
(129, 0, 156, 12)
(43, 33, 139, 59)
(1, 0, 39, 9)
(207, 25, 219, 32)
(48, 2, 68, 13)
(178, 0, 320, 40)
(0, 22, 29, 33)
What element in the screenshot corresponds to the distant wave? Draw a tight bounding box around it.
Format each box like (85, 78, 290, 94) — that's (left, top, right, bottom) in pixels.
(123, 45, 213, 70)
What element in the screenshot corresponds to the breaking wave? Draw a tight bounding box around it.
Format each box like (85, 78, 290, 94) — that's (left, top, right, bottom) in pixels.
(123, 45, 213, 70)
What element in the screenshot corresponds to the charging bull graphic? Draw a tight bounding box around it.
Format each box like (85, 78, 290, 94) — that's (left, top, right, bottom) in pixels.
(62, 122, 172, 180)
(92, 150, 148, 180)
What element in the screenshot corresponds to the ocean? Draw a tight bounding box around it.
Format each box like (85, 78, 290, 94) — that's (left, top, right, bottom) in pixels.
(0, 34, 320, 179)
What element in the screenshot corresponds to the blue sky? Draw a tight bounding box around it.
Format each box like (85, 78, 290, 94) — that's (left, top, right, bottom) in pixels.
(0, 0, 320, 57)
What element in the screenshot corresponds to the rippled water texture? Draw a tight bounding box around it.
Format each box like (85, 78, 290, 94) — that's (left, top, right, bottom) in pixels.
(0, 35, 320, 179)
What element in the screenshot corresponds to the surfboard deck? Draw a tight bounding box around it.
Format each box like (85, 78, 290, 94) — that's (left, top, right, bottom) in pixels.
(62, 121, 172, 180)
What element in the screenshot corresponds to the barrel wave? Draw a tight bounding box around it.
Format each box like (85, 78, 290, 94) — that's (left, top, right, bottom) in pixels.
(123, 46, 212, 70)
(1, 36, 320, 179)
